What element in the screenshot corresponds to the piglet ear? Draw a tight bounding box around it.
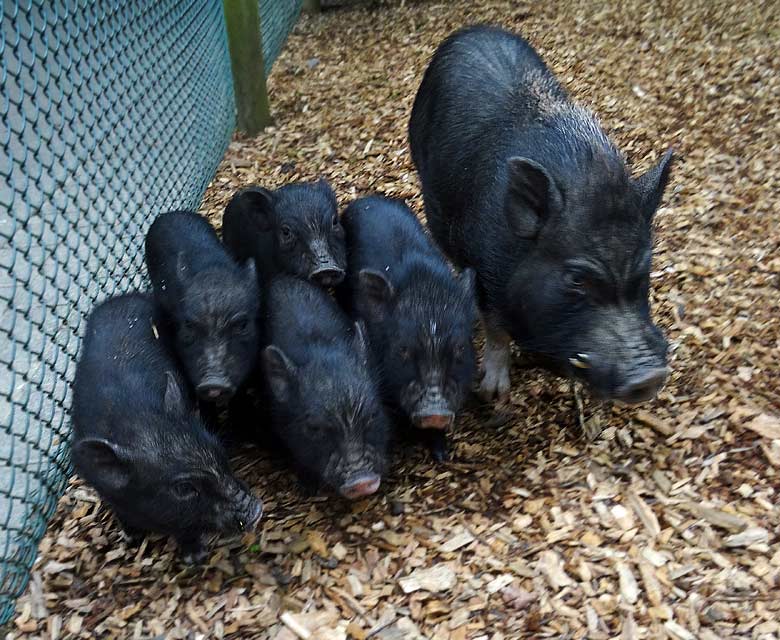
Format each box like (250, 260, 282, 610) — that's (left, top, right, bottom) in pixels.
(262, 345, 297, 403)
(316, 178, 338, 207)
(315, 177, 333, 193)
(356, 269, 394, 322)
(163, 371, 188, 415)
(351, 320, 370, 362)
(635, 148, 673, 222)
(505, 157, 562, 239)
(228, 187, 274, 232)
(72, 438, 131, 493)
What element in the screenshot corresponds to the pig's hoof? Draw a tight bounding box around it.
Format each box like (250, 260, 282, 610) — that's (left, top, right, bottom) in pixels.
(478, 367, 511, 403)
(120, 528, 144, 547)
(180, 542, 209, 565)
(430, 443, 449, 463)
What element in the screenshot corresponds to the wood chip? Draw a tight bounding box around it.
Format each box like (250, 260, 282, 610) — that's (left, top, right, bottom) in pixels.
(398, 565, 456, 594)
(635, 410, 674, 436)
(616, 562, 640, 604)
(744, 413, 780, 439)
(280, 612, 312, 640)
(439, 530, 475, 553)
(626, 490, 660, 538)
(665, 620, 696, 640)
(687, 503, 747, 532)
(723, 527, 770, 548)
(538, 551, 575, 589)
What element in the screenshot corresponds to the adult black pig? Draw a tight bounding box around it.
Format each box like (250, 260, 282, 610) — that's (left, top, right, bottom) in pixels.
(409, 25, 673, 405)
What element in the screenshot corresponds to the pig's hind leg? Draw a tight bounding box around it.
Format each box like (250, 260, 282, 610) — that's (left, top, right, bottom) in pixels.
(478, 314, 512, 403)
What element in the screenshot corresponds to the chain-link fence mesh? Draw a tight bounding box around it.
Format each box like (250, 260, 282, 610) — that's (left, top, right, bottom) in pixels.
(0, 0, 303, 624)
(259, 0, 303, 76)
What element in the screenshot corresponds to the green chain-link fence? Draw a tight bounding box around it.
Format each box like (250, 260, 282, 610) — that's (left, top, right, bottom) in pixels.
(260, 0, 302, 77)
(1, 0, 301, 624)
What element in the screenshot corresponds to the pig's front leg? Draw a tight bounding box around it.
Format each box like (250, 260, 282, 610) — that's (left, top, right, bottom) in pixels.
(478, 315, 512, 402)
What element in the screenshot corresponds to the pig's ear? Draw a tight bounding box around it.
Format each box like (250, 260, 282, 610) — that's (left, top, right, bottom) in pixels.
(230, 187, 274, 231)
(357, 269, 394, 322)
(316, 177, 334, 193)
(73, 438, 131, 492)
(263, 345, 296, 403)
(351, 320, 370, 362)
(163, 371, 188, 415)
(635, 148, 673, 221)
(506, 157, 562, 238)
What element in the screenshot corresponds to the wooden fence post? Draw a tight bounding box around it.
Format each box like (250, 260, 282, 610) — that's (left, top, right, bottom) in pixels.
(223, 0, 272, 135)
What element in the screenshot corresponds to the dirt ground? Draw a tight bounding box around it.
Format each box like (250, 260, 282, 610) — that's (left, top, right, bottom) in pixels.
(12, 0, 779, 638)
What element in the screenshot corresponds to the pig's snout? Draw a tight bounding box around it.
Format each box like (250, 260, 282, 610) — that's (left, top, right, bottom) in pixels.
(196, 376, 235, 402)
(412, 387, 454, 430)
(237, 496, 263, 531)
(308, 240, 345, 286)
(310, 265, 345, 287)
(614, 366, 668, 405)
(339, 472, 381, 500)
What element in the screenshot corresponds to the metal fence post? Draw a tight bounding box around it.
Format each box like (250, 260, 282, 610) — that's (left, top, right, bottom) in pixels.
(223, 0, 272, 135)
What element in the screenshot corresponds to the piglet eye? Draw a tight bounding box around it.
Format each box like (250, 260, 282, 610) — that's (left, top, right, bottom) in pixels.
(567, 272, 587, 294)
(279, 225, 294, 244)
(304, 424, 324, 439)
(180, 321, 197, 344)
(332, 215, 340, 228)
(172, 480, 198, 500)
(232, 314, 250, 334)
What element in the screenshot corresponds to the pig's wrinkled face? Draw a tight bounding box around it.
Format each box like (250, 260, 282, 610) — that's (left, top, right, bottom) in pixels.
(503, 153, 672, 404)
(175, 267, 260, 403)
(272, 181, 347, 286)
(73, 414, 262, 539)
(265, 347, 390, 499)
(383, 286, 476, 429)
(510, 236, 669, 404)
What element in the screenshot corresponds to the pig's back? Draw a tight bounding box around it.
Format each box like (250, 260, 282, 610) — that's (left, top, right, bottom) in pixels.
(265, 276, 351, 364)
(410, 26, 562, 177)
(146, 210, 229, 276)
(72, 294, 181, 437)
(342, 196, 433, 286)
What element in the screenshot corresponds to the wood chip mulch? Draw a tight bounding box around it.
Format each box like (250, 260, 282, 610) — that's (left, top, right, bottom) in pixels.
(12, 1, 779, 638)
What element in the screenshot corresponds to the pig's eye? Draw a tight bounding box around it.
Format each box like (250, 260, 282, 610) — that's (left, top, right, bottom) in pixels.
(232, 315, 250, 334)
(331, 215, 340, 228)
(172, 480, 198, 500)
(304, 423, 324, 439)
(279, 225, 294, 246)
(565, 272, 587, 295)
(180, 322, 197, 344)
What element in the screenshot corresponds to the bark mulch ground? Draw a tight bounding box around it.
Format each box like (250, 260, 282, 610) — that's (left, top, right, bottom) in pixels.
(12, 0, 779, 638)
